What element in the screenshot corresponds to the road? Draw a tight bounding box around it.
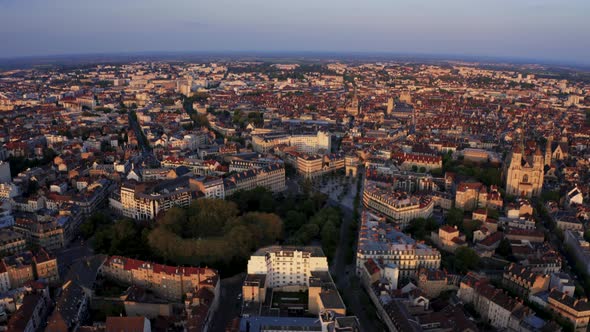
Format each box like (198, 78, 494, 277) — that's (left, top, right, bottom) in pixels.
(323, 172, 386, 331)
(209, 273, 246, 331)
(56, 237, 94, 279)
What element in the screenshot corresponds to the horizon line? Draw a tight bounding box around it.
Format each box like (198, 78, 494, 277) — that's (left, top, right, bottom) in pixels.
(1, 50, 589, 70)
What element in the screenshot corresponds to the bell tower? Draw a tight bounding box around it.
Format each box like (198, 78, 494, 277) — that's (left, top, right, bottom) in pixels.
(545, 135, 553, 167)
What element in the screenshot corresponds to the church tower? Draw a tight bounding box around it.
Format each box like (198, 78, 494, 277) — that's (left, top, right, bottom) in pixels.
(386, 97, 395, 115)
(545, 136, 553, 167)
(347, 90, 360, 116)
(505, 143, 544, 198)
(534, 147, 544, 168)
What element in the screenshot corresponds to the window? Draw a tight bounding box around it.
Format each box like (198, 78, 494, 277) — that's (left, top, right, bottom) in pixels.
(523, 175, 529, 183)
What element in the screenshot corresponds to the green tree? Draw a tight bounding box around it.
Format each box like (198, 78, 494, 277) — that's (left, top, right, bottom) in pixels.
(191, 113, 210, 128)
(285, 211, 307, 233)
(454, 247, 480, 273)
(496, 238, 512, 258)
(188, 199, 239, 237)
(157, 207, 187, 235)
(446, 208, 464, 228)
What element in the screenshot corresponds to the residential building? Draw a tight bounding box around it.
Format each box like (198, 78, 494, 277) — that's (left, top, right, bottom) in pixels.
(417, 268, 458, 298)
(193, 176, 225, 199)
(0, 228, 27, 255)
(13, 219, 65, 252)
(391, 151, 442, 171)
(112, 177, 193, 221)
(502, 263, 550, 299)
(247, 246, 329, 289)
(362, 181, 434, 229)
(6, 288, 50, 332)
(547, 289, 590, 330)
(101, 256, 219, 302)
(244, 246, 346, 317)
(0, 161, 10, 183)
(564, 230, 590, 276)
(224, 163, 285, 195)
(356, 210, 441, 278)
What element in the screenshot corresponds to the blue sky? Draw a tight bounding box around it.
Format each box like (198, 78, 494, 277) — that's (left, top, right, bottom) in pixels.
(1, 0, 589, 64)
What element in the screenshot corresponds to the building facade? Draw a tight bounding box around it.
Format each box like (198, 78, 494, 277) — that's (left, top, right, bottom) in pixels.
(101, 256, 219, 302)
(362, 181, 434, 229)
(505, 146, 544, 198)
(356, 211, 441, 278)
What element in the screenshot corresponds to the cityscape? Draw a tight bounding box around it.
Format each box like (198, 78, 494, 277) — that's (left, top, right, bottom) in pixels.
(1, 1, 590, 332)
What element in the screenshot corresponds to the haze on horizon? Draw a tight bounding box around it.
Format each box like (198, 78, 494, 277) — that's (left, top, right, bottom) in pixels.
(1, 0, 589, 65)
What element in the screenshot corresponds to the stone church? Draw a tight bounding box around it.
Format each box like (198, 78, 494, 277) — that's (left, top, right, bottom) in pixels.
(505, 143, 544, 198)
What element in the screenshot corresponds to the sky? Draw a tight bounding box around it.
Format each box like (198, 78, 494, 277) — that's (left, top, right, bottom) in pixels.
(0, 0, 589, 65)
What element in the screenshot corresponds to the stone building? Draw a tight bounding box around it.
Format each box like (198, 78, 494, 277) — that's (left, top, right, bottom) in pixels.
(505, 145, 544, 198)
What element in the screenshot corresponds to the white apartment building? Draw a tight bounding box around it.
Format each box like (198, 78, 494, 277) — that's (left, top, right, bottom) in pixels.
(252, 131, 331, 154)
(289, 131, 331, 154)
(247, 246, 329, 288)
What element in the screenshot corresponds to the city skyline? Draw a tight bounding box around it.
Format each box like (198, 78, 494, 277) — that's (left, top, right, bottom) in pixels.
(1, 0, 589, 65)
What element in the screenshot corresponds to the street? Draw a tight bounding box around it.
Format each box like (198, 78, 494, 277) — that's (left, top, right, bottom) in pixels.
(324, 172, 387, 331)
(56, 237, 95, 279)
(209, 273, 246, 331)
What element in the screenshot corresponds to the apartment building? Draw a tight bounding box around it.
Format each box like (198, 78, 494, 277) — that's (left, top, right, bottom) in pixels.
(13, 219, 65, 252)
(502, 263, 550, 299)
(458, 273, 531, 330)
(251, 133, 291, 153)
(229, 157, 282, 173)
(247, 246, 329, 289)
(362, 181, 434, 229)
(193, 176, 225, 199)
(0, 182, 20, 200)
(289, 131, 331, 154)
(2, 250, 59, 289)
(417, 268, 458, 298)
(0, 228, 27, 255)
(33, 248, 60, 285)
(101, 256, 219, 302)
(244, 246, 346, 317)
(0, 261, 10, 293)
(296, 154, 323, 179)
(431, 225, 467, 253)
(455, 182, 488, 211)
(0, 161, 10, 183)
(252, 131, 331, 154)
(161, 157, 222, 176)
(356, 210, 441, 278)
(564, 230, 590, 276)
(392, 151, 442, 171)
(112, 177, 193, 221)
(224, 163, 285, 195)
(255, 163, 286, 192)
(548, 289, 590, 330)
